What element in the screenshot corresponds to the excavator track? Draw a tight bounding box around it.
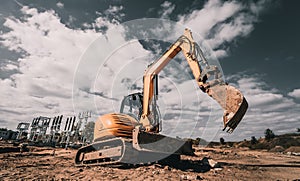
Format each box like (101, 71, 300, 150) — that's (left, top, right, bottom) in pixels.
(75, 138, 128, 166)
(74, 136, 182, 167)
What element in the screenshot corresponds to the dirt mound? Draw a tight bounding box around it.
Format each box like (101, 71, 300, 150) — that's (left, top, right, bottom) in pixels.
(285, 146, 300, 153)
(269, 146, 285, 152)
(268, 134, 300, 149)
(234, 133, 300, 151)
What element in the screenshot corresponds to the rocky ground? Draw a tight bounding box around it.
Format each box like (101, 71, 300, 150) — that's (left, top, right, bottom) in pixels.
(0, 141, 300, 181)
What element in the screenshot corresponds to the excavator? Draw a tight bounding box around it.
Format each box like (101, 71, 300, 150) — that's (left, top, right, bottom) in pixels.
(75, 29, 248, 166)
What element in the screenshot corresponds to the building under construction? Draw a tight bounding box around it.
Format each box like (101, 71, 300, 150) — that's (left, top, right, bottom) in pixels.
(13, 111, 93, 148)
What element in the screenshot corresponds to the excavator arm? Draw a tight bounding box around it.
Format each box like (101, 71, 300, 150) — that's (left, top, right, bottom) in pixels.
(140, 29, 248, 133)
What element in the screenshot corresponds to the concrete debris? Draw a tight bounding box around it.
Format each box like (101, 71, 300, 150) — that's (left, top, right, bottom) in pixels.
(202, 157, 221, 168)
(287, 152, 300, 156)
(214, 168, 223, 171)
(152, 170, 160, 175)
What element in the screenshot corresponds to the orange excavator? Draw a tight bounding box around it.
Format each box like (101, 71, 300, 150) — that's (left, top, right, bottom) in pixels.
(75, 29, 248, 166)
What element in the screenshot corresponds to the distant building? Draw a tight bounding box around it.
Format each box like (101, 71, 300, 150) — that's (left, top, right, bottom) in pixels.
(0, 128, 18, 140)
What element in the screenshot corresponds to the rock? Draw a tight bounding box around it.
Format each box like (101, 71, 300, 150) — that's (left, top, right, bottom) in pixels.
(164, 165, 172, 171)
(152, 163, 163, 168)
(202, 157, 221, 168)
(196, 175, 204, 180)
(180, 175, 203, 180)
(152, 170, 159, 175)
(270, 146, 284, 152)
(111, 175, 118, 179)
(121, 176, 128, 181)
(208, 159, 220, 168)
(180, 175, 188, 180)
(291, 152, 300, 156)
(149, 165, 156, 169)
(135, 167, 142, 171)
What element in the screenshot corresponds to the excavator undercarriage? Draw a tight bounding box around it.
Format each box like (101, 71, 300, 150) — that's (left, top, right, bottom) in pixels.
(75, 127, 193, 166)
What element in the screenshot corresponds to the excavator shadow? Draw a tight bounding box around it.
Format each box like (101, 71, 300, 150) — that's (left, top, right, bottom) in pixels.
(114, 157, 212, 173)
(159, 158, 211, 173)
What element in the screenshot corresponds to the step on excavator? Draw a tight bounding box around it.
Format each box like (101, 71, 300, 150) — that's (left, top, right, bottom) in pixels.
(75, 29, 248, 166)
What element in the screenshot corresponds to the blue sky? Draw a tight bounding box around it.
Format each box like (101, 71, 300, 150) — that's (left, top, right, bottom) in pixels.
(0, 0, 299, 141)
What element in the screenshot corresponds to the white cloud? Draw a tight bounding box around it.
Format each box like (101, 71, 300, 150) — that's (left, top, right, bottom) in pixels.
(288, 88, 300, 99)
(56, 2, 64, 9)
(0, 6, 106, 128)
(178, 0, 242, 36)
(206, 13, 254, 49)
(1, 63, 18, 71)
(104, 5, 125, 22)
(0, 5, 154, 130)
(159, 1, 175, 18)
(83, 6, 124, 31)
(105, 5, 124, 15)
(178, 0, 268, 58)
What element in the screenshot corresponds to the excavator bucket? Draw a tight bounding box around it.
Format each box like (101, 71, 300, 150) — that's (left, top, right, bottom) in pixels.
(206, 84, 248, 133)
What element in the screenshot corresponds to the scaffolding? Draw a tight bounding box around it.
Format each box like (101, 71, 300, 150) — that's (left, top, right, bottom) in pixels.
(20, 111, 92, 147)
(29, 116, 51, 142)
(16, 122, 30, 140)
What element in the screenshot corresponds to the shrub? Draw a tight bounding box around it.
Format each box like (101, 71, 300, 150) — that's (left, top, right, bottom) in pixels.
(220, 137, 225, 145)
(251, 136, 258, 145)
(264, 128, 275, 141)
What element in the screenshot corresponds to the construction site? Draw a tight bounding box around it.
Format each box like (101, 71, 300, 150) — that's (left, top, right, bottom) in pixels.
(0, 29, 299, 180)
(1, 132, 300, 180)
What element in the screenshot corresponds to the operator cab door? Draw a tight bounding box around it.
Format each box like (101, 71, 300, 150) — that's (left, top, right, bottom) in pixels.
(120, 93, 143, 121)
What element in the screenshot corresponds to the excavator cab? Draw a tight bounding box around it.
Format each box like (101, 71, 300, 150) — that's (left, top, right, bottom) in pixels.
(120, 93, 143, 121)
(120, 92, 161, 132)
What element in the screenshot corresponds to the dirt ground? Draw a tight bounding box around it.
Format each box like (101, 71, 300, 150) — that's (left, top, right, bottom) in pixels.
(0, 142, 300, 181)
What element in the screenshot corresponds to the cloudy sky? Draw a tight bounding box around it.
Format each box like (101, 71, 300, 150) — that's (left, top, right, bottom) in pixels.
(0, 0, 299, 141)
